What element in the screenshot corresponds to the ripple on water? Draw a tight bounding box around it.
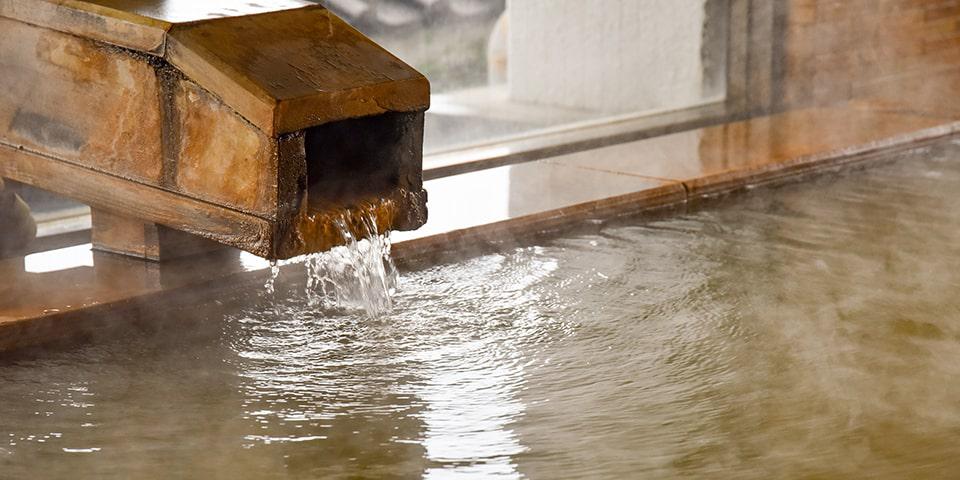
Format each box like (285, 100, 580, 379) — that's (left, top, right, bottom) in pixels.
(4, 143, 960, 478)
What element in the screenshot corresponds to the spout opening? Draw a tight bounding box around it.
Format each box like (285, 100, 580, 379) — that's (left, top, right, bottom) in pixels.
(274, 111, 427, 259)
(303, 111, 420, 210)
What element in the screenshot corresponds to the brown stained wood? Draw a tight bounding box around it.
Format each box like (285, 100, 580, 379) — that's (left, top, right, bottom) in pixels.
(0, 143, 427, 261)
(0, 144, 275, 258)
(0, 0, 168, 54)
(171, 79, 278, 216)
(0, 178, 37, 258)
(91, 209, 159, 260)
(0, 1, 430, 260)
(277, 188, 428, 259)
(273, 76, 430, 136)
(0, 18, 164, 185)
(91, 209, 230, 261)
(684, 122, 960, 199)
(165, 6, 430, 136)
(0, 1, 430, 137)
(1, 1, 431, 137)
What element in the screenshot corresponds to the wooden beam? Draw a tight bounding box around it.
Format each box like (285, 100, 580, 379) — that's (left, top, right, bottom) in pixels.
(0, 178, 37, 258)
(0, 144, 275, 258)
(91, 209, 230, 262)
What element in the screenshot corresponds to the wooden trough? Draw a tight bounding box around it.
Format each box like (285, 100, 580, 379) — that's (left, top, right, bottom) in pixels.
(0, 0, 430, 260)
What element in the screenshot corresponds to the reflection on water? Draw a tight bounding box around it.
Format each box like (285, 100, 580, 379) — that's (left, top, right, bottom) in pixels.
(5, 141, 960, 478)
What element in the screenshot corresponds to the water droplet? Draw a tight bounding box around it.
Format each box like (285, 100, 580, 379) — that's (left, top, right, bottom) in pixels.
(264, 261, 280, 295)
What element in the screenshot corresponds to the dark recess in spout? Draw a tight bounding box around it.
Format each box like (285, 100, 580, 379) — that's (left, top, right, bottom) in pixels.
(304, 111, 425, 209)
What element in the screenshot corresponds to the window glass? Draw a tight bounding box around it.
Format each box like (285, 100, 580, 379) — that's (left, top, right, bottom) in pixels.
(321, 0, 729, 153)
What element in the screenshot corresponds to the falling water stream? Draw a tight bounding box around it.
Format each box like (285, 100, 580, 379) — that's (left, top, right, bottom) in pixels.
(265, 214, 399, 318)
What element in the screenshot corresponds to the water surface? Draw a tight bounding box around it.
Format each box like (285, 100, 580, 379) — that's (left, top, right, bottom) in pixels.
(4, 141, 960, 478)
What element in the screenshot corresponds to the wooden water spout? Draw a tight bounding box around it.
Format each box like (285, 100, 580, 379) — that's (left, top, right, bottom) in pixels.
(0, 0, 429, 261)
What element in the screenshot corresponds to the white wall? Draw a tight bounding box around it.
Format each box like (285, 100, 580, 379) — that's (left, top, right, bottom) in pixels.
(507, 0, 707, 114)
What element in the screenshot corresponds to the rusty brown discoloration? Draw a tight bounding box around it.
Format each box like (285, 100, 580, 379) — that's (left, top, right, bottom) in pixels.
(275, 187, 427, 259)
(171, 78, 277, 216)
(156, 65, 183, 190)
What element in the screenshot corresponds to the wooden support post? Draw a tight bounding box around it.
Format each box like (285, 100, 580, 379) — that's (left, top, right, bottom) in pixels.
(0, 177, 37, 258)
(91, 209, 229, 262)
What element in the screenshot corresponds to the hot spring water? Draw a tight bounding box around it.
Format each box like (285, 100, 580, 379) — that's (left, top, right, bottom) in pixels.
(5, 141, 960, 478)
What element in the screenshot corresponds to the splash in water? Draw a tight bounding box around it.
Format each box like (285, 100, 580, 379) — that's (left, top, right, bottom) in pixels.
(303, 214, 398, 317)
(264, 211, 399, 318)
